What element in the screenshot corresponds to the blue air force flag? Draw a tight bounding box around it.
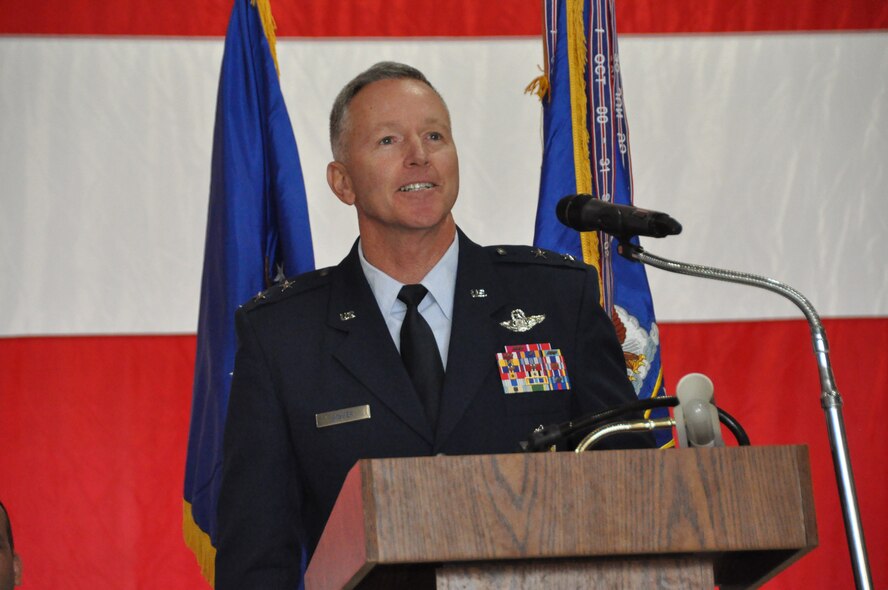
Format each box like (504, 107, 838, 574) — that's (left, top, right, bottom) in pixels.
(182, 0, 315, 583)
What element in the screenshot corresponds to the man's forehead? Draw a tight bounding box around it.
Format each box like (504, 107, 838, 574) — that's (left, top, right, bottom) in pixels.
(368, 115, 451, 131)
(353, 78, 446, 110)
(357, 76, 432, 97)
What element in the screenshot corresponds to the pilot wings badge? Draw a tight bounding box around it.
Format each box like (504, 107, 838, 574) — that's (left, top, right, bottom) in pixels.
(500, 309, 545, 333)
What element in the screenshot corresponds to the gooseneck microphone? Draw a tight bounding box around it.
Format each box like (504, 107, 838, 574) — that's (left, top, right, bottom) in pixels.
(556, 194, 682, 238)
(614, 240, 872, 588)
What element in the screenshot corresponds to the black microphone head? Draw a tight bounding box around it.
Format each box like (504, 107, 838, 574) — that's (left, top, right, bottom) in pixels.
(557, 194, 682, 238)
(556, 194, 594, 229)
(648, 212, 683, 237)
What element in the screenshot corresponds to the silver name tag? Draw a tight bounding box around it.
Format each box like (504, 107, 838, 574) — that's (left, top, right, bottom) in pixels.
(315, 404, 371, 428)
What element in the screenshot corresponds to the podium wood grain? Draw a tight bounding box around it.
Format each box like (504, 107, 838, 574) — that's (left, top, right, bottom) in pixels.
(305, 447, 816, 589)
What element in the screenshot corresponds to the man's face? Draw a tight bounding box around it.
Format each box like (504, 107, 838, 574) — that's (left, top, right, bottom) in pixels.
(0, 510, 21, 590)
(327, 78, 459, 239)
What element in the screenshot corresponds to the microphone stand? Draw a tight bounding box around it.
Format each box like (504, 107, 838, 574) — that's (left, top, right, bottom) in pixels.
(617, 240, 872, 589)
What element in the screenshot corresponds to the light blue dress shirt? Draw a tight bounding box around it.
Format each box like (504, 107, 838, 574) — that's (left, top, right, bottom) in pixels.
(358, 235, 458, 368)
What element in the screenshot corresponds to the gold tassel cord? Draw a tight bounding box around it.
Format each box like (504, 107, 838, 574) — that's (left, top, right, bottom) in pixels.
(642, 366, 665, 419)
(524, 73, 550, 102)
(642, 367, 678, 449)
(526, 0, 551, 105)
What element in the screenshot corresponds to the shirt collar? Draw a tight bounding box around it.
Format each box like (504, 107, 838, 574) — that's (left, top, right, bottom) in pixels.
(358, 234, 459, 319)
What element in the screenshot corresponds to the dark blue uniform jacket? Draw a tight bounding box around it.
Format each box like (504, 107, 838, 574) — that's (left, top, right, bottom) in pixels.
(216, 230, 650, 589)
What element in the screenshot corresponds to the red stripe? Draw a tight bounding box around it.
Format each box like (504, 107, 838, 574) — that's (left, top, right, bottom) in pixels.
(619, 1, 888, 34)
(1, 319, 886, 588)
(659, 317, 887, 590)
(0, 335, 206, 590)
(2, 0, 886, 37)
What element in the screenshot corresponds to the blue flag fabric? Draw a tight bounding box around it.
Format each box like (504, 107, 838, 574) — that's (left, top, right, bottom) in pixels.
(183, 0, 314, 582)
(533, 0, 669, 441)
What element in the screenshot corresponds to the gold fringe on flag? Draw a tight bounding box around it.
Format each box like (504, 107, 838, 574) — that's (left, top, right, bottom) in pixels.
(183, 500, 217, 587)
(252, 0, 281, 77)
(564, 0, 604, 304)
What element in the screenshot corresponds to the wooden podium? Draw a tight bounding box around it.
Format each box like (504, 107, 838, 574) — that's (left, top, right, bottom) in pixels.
(305, 447, 817, 589)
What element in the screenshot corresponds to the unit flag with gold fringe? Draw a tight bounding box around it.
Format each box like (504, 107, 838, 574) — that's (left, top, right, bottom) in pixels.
(530, 0, 671, 444)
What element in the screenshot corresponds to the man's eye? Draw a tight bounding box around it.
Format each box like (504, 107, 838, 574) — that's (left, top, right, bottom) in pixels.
(379, 136, 394, 145)
(428, 132, 442, 141)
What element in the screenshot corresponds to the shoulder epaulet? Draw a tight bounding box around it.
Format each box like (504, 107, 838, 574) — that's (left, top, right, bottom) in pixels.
(239, 266, 334, 312)
(484, 245, 589, 269)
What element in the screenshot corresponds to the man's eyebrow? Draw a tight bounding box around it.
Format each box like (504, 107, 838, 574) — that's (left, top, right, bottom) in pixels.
(423, 116, 451, 128)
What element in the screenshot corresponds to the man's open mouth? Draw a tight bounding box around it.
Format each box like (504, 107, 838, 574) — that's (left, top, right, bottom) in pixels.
(398, 182, 435, 192)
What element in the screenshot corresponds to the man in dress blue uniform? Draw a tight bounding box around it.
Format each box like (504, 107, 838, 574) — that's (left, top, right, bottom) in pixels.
(215, 62, 650, 589)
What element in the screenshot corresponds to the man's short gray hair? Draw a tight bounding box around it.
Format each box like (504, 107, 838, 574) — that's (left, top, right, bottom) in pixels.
(329, 62, 444, 160)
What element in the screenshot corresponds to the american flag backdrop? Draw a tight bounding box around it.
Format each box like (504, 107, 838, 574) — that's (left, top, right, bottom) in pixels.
(1, 1, 886, 588)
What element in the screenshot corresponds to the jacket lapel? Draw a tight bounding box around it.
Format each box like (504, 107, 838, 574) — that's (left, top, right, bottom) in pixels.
(435, 232, 508, 446)
(327, 243, 434, 443)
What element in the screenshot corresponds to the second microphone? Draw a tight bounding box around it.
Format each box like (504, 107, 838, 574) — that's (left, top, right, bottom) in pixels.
(556, 194, 682, 239)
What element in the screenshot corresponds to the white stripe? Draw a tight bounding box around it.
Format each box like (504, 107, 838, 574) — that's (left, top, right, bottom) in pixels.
(1, 33, 885, 335)
(624, 32, 888, 321)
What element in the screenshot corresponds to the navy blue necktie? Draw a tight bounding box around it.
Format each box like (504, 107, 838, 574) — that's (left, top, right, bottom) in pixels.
(398, 284, 444, 429)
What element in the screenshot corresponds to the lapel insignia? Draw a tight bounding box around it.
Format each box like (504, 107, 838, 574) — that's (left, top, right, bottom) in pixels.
(562, 253, 576, 261)
(470, 288, 487, 298)
(339, 311, 356, 321)
(253, 290, 267, 302)
(532, 247, 547, 258)
(496, 343, 571, 393)
(281, 279, 294, 291)
(500, 309, 545, 333)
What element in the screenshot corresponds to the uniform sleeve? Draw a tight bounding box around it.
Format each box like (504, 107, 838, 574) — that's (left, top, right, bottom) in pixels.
(570, 265, 656, 449)
(216, 308, 305, 589)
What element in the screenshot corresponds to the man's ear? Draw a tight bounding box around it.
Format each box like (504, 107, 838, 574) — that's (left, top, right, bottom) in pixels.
(326, 161, 355, 206)
(13, 553, 21, 586)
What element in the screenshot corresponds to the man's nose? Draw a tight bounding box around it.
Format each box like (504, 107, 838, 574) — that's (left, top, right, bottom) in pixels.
(405, 136, 429, 166)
